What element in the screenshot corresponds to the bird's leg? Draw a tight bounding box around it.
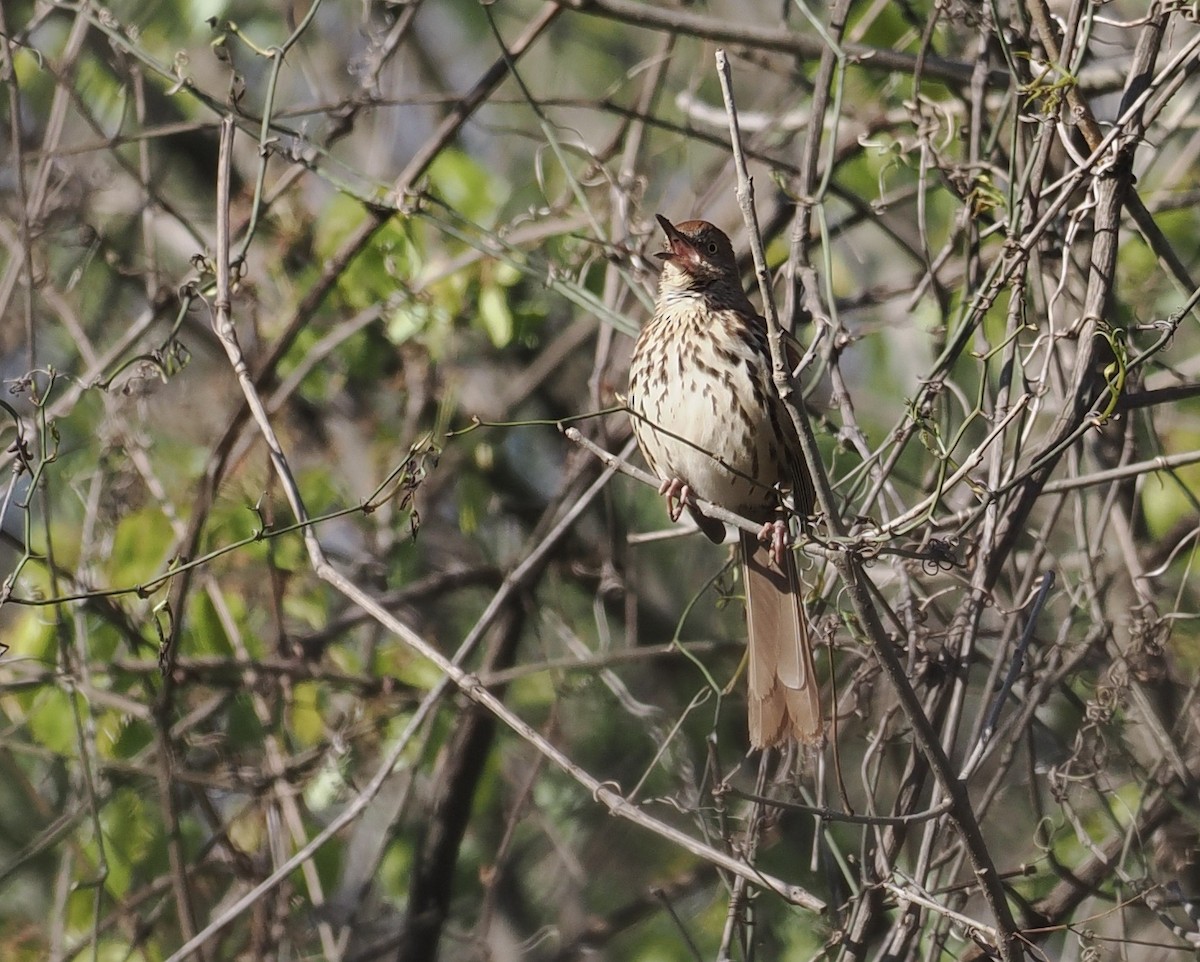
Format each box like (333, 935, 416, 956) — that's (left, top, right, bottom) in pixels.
(657, 477, 692, 523)
(756, 519, 789, 569)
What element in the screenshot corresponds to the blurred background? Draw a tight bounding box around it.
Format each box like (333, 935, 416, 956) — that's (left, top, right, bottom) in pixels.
(2, 0, 1199, 959)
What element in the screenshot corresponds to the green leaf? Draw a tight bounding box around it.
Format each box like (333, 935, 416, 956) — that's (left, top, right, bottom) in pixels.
(98, 787, 154, 898)
(478, 283, 513, 347)
(427, 148, 504, 222)
(290, 681, 323, 746)
(107, 507, 173, 588)
(5, 610, 55, 663)
(312, 195, 419, 312)
(27, 687, 79, 756)
(187, 590, 235, 657)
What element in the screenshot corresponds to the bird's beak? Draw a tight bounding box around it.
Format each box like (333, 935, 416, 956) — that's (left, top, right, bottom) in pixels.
(654, 214, 695, 263)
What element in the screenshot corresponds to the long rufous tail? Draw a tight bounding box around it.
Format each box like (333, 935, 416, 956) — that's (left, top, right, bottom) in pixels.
(740, 531, 822, 748)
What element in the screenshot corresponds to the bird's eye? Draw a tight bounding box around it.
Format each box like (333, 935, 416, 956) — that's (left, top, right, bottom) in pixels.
(706, 241, 719, 254)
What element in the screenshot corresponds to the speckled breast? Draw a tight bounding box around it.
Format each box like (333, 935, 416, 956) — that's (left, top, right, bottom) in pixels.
(628, 298, 785, 522)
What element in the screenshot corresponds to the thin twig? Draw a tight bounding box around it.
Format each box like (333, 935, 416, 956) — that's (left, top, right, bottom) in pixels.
(715, 48, 1022, 962)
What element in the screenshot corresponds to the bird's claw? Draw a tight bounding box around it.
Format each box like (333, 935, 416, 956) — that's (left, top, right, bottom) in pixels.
(658, 477, 691, 523)
(757, 519, 789, 568)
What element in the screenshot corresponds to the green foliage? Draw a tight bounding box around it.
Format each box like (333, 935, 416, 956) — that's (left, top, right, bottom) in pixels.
(477, 262, 520, 347)
(5, 610, 55, 664)
(312, 195, 418, 313)
(378, 833, 415, 903)
(1142, 438, 1200, 539)
(108, 507, 174, 588)
(105, 712, 154, 760)
(428, 148, 506, 225)
(187, 585, 237, 657)
(5, 2, 1200, 959)
(97, 787, 156, 898)
(376, 639, 442, 692)
(224, 691, 268, 748)
(289, 680, 323, 746)
(27, 686, 80, 757)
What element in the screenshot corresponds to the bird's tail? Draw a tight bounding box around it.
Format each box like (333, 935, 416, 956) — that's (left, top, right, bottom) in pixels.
(741, 531, 823, 748)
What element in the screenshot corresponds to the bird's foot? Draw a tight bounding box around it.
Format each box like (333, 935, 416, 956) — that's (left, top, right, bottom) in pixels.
(757, 519, 790, 568)
(657, 477, 692, 523)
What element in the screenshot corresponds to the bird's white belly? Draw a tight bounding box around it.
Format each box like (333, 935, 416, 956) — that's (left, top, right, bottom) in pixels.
(633, 355, 782, 518)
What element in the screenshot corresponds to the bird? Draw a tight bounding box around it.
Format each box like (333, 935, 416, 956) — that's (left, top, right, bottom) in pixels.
(627, 214, 822, 748)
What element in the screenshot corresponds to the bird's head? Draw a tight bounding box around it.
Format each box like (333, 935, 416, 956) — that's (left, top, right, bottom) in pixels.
(654, 214, 739, 292)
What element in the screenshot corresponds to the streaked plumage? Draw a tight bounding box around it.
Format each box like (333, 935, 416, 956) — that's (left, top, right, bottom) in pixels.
(628, 215, 822, 747)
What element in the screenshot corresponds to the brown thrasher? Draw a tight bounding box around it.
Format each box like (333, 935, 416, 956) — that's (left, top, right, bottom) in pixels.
(627, 214, 822, 748)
